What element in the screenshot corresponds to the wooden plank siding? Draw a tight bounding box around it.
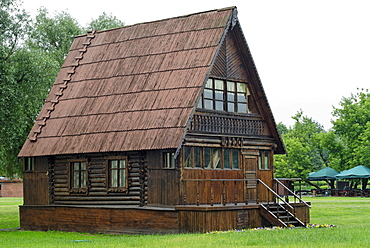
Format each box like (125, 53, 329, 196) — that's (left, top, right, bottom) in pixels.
(147, 150, 181, 205)
(23, 157, 49, 205)
(181, 169, 245, 205)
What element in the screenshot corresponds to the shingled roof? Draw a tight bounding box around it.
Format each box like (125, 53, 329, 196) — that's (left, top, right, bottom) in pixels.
(19, 7, 284, 157)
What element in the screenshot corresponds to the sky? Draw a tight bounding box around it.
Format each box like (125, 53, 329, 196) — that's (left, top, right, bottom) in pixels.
(21, 0, 370, 130)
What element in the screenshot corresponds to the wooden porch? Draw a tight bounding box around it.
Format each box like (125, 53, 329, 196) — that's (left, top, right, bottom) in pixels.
(178, 178, 311, 230)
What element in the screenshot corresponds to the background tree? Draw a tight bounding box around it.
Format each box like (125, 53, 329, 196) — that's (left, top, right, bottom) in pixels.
(27, 7, 82, 66)
(85, 12, 125, 31)
(1, 0, 33, 176)
(274, 111, 332, 179)
(332, 89, 370, 168)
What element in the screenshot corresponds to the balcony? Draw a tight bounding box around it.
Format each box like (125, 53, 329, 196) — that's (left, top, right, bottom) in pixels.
(189, 113, 267, 136)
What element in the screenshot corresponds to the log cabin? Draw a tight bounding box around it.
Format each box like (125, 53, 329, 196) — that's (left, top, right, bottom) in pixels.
(18, 7, 310, 234)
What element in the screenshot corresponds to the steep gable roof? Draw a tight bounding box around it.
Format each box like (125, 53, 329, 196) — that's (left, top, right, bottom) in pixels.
(19, 7, 284, 157)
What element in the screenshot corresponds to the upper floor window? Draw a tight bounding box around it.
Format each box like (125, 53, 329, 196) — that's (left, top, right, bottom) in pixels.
(107, 158, 128, 193)
(70, 161, 87, 193)
(198, 78, 250, 114)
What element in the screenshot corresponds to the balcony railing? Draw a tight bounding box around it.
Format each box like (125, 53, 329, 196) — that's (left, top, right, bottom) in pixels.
(189, 114, 266, 136)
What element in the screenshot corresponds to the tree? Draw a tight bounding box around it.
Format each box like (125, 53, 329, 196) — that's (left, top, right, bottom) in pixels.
(27, 7, 82, 66)
(0, 0, 33, 176)
(274, 111, 331, 179)
(332, 89, 370, 168)
(86, 12, 125, 32)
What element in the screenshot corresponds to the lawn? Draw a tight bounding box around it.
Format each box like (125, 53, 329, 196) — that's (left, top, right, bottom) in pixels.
(0, 197, 369, 247)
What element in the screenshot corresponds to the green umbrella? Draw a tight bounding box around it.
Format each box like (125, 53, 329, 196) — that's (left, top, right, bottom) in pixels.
(308, 167, 339, 181)
(336, 165, 370, 179)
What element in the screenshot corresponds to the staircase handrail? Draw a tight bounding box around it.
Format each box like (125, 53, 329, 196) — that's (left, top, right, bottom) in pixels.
(255, 179, 294, 210)
(274, 179, 311, 209)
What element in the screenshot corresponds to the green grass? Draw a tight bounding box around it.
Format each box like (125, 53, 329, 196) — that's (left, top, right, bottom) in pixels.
(0, 197, 22, 229)
(0, 197, 369, 247)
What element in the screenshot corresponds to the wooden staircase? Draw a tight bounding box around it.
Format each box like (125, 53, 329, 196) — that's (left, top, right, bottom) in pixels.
(260, 203, 306, 227)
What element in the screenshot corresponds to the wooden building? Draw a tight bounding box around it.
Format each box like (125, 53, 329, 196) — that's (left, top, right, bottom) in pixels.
(18, 7, 310, 234)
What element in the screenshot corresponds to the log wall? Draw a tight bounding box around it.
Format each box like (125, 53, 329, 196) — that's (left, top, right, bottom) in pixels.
(50, 151, 147, 205)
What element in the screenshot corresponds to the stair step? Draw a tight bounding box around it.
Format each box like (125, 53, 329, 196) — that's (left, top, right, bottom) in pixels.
(270, 210, 287, 214)
(276, 216, 291, 219)
(283, 220, 299, 225)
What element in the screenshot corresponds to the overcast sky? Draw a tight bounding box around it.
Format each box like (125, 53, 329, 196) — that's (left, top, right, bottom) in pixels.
(21, 0, 370, 130)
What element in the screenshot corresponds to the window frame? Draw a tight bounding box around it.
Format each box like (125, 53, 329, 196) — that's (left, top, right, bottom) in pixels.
(163, 151, 176, 169)
(24, 157, 35, 172)
(258, 150, 271, 170)
(198, 78, 250, 114)
(106, 157, 128, 193)
(69, 160, 88, 194)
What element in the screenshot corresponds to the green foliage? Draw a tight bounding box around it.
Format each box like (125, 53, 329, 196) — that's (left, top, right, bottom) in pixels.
(0, 0, 33, 177)
(332, 89, 370, 168)
(27, 7, 82, 66)
(85, 12, 125, 32)
(275, 111, 330, 179)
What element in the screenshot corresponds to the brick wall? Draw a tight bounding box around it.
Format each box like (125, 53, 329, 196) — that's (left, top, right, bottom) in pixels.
(0, 180, 23, 197)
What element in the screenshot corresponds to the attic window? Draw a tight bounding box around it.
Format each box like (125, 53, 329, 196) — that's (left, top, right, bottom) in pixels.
(198, 78, 250, 113)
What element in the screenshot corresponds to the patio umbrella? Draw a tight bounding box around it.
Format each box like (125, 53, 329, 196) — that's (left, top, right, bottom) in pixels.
(308, 167, 339, 180)
(308, 167, 339, 189)
(335, 165, 370, 179)
(336, 165, 370, 190)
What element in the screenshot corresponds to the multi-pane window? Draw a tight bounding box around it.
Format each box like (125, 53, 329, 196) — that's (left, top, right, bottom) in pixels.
(164, 152, 175, 169)
(224, 148, 239, 169)
(258, 150, 270, 170)
(24, 157, 34, 172)
(198, 78, 250, 113)
(70, 161, 87, 192)
(108, 159, 127, 191)
(184, 146, 239, 169)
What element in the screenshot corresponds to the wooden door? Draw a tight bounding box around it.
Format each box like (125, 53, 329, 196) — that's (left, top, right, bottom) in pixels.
(243, 153, 258, 203)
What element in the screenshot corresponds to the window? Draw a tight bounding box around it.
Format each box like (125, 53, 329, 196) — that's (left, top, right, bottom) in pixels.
(70, 161, 87, 193)
(24, 157, 34, 172)
(258, 150, 270, 170)
(107, 159, 127, 192)
(224, 148, 239, 169)
(198, 78, 250, 113)
(183, 146, 239, 169)
(164, 152, 175, 169)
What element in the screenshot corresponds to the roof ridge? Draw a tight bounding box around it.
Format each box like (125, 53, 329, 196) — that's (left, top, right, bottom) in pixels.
(75, 6, 236, 37)
(29, 30, 97, 142)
